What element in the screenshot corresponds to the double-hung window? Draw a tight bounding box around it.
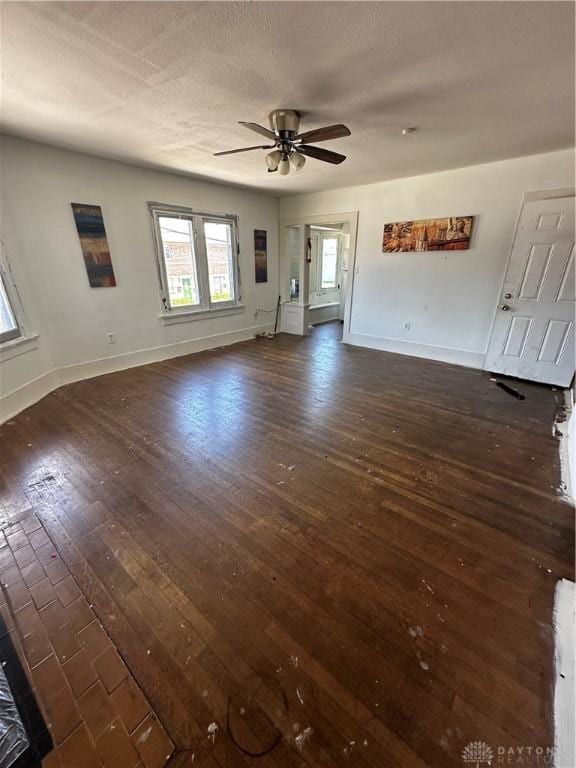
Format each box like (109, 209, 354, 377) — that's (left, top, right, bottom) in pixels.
(150, 203, 241, 315)
(319, 235, 341, 291)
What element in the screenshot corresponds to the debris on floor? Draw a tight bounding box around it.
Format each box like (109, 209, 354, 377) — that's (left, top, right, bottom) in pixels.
(492, 379, 526, 400)
(294, 726, 313, 751)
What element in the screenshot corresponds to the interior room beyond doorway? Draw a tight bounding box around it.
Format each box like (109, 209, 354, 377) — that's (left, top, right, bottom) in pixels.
(308, 223, 345, 330)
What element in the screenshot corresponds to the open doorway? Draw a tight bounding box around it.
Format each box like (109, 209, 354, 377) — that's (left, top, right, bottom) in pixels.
(279, 212, 358, 340)
(308, 223, 345, 333)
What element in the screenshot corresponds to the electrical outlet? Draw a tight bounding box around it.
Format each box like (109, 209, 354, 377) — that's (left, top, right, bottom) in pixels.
(403, 321, 411, 331)
(107, 332, 117, 344)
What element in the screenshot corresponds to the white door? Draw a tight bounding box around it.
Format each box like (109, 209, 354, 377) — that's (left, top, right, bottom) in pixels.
(485, 197, 575, 386)
(279, 222, 310, 335)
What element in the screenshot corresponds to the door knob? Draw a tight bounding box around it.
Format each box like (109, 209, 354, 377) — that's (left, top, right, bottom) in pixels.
(503, 293, 512, 299)
(501, 304, 510, 311)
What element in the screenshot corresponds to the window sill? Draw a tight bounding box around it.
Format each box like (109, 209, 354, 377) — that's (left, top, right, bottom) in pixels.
(0, 333, 40, 362)
(310, 301, 340, 310)
(160, 305, 245, 326)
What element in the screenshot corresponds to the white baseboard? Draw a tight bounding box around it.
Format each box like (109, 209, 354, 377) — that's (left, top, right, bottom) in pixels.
(0, 369, 60, 424)
(309, 304, 340, 325)
(0, 323, 274, 424)
(343, 331, 486, 369)
(56, 323, 275, 385)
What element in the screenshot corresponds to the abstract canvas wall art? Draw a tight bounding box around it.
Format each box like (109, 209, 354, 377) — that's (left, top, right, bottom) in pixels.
(71, 203, 116, 287)
(254, 229, 268, 283)
(382, 216, 473, 252)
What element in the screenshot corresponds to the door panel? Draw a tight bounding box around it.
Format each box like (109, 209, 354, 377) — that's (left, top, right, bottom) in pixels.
(484, 197, 575, 386)
(536, 211, 564, 230)
(518, 244, 553, 299)
(556, 245, 575, 302)
(537, 320, 571, 363)
(502, 316, 532, 357)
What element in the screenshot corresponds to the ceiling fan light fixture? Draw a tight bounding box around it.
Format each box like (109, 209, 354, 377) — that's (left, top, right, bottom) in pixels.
(290, 151, 306, 171)
(215, 111, 351, 175)
(278, 154, 291, 176)
(265, 149, 282, 170)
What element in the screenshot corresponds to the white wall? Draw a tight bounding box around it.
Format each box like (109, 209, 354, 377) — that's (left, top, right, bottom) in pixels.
(2, 139, 574, 422)
(0, 136, 279, 420)
(280, 149, 575, 367)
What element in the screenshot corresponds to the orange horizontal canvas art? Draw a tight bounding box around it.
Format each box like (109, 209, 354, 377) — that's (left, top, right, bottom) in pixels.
(382, 216, 473, 252)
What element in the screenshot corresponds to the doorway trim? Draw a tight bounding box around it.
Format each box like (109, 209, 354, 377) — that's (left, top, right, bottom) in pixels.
(278, 211, 359, 339)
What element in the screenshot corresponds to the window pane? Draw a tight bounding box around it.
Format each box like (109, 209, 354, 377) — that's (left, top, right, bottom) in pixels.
(204, 222, 234, 303)
(321, 237, 338, 289)
(158, 217, 200, 308)
(0, 277, 18, 336)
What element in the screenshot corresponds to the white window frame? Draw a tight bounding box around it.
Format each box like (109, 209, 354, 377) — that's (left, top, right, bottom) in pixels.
(318, 232, 342, 293)
(149, 202, 241, 317)
(0, 240, 27, 346)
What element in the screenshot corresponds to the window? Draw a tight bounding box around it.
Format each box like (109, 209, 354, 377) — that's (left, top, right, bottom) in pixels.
(204, 221, 235, 303)
(0, 242, 26, 345)
(150, 203, 240, 314)
(157, 216, 200, 308)
(0, 277, 18, 341)
(320, 236, 340, 290)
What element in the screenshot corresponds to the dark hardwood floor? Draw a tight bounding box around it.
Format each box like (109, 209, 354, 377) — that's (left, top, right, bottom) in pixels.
(0, 321, 573, 767)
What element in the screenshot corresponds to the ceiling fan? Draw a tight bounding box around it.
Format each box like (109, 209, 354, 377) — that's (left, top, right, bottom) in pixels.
(214, 109, 351, 175)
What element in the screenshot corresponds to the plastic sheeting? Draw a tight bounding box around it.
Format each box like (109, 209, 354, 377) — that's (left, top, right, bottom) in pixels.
(0, 664, 29, 768)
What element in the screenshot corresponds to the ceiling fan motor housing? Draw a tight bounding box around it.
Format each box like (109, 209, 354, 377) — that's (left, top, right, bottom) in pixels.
(269, 109, 300, 140)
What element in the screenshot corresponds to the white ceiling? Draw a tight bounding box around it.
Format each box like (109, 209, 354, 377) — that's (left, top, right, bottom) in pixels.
(1, 1, 574, 195)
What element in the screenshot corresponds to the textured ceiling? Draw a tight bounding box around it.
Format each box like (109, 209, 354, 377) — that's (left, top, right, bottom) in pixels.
(1, 1, 574, 195)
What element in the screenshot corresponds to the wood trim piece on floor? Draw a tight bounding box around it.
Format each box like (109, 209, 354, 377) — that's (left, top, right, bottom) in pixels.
(554, 578, 576, 768)
(556, 391, 575, 502)
(0, 322, 275, 425)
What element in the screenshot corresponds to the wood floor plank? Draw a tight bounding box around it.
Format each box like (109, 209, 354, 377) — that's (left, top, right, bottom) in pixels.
(0, 322, 572, 766)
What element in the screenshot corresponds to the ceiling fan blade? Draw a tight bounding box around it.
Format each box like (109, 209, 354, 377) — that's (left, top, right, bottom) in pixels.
(295, 124, 351, 144)
(298, 144, 346, 164)
(214, 144, 274, 156)
(239, 122, 277, 140)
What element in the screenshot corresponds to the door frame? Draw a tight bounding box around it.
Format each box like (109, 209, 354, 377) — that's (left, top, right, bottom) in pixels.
(279, 211, 359, 338)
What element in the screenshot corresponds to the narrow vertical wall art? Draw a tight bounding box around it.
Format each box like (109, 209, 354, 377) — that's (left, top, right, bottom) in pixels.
(71, 203, 116, 287)
(254, 229, 268, 283)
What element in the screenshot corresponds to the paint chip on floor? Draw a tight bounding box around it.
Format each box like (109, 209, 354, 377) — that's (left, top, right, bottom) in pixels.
(295, 726, 313, 750)
(207, 722, 219, 743)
